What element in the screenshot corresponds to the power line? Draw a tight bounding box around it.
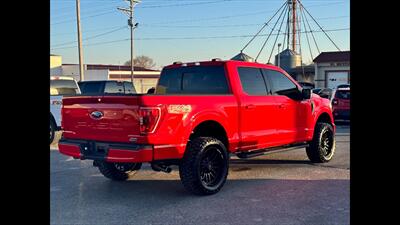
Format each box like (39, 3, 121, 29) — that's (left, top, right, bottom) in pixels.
(51, 28, 349, 50)
(255, 3, 288, 61)
(137, 0, 232, 8)
(50, 1, 347, 26)
(51, 25, 124, 36)
(51, 26, 127, 47)
(267, 3, 288, 63)
(51, 9, 116, 25)
(242, 1, 287, 53)
(139, 1, 347, 25)
(300, 4, 314, 62)
(50, 15, 348, 37)
(300, 3, 320, 54)
(298, 0, 341, 51)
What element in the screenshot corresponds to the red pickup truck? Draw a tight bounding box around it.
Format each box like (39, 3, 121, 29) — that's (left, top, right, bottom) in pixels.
(59, 59, 336, 195)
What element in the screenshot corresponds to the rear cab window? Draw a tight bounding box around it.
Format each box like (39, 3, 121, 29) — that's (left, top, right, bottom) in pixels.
(104, 81, 124, 94)
(124, 82, 136, 94)
(79, 81, 104, 95)
(237, 67, 269, 95)
(156, 65, 230, 94)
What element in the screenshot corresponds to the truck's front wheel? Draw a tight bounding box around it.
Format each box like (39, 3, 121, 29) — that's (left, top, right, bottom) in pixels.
(179, 137, 229, 195)
(96, 161, 142, 181)
(306, 122, 336, 163)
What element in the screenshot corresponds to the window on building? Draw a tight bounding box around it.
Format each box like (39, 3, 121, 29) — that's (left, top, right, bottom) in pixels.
(237, 67, 268, 95)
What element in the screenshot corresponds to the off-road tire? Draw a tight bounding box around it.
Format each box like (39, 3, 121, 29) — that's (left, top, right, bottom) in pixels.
(179, 137, 229, 195)
(97, 161, 142, 181)
(50, 119, 56, 145)
(306, 122, 336, 163)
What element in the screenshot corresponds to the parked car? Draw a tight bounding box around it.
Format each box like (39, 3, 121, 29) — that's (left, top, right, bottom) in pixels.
(316, 88, 334, 99)
(78, 80, 136, 95)
(331, 86, 350, 121)
(312, 88, 321, 94)
(50, 76, 81, 144)
(298, 81, 315, 89)
(59, 59, 336, 195)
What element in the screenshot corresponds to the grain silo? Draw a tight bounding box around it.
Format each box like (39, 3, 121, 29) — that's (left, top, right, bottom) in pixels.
(275, 49, 302, 73)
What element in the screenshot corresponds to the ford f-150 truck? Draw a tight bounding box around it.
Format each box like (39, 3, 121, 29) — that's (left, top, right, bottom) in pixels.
(59, 59, 336, 195)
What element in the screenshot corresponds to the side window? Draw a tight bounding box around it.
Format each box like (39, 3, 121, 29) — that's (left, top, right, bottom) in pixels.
(237, 67, 268, 95)
(104, 81, 124, 94)
(123, 82, 136, 94)
(181, 67, 229, 94)
(264, 69, 297, 95)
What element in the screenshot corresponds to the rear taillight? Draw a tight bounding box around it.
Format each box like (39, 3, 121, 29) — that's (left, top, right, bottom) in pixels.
(139, 107, 161, 134)
(332, 99, 338, 105)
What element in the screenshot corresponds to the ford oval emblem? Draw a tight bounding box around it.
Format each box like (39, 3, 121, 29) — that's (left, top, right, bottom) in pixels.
(90, 111, 103, 120)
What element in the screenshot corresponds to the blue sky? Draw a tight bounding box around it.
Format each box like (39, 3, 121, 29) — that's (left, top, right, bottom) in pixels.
(50, 0, 349, 69)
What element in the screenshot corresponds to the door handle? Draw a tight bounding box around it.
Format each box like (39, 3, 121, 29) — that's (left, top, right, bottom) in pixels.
(245, 104, 256, 109)
(278, 104, 286, 109)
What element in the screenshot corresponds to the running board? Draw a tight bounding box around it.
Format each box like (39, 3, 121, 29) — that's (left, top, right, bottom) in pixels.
(236, 143, 309, 159)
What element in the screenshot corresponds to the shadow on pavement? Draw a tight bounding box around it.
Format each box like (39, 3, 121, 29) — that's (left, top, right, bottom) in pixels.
(51, 178, 349, 225)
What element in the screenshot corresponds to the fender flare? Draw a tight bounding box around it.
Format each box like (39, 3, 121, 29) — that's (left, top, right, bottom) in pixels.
(182, 110, 231, 144)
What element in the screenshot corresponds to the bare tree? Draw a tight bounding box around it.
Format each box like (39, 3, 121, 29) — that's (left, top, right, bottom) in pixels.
(124, 55, 156, 69)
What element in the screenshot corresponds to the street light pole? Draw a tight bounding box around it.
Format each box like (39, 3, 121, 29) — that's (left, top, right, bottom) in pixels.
(76, 0, 84, 81)
(118, 0, 140, 87)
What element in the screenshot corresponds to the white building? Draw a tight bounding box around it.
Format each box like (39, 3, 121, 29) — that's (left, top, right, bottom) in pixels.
(50, 54, 62, 76)
(313, 51, 350, 89)
(50, 55, 161, 93)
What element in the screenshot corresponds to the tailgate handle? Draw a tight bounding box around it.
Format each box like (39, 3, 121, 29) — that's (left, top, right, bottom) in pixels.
(278, 104, 287, 109)
(245, 104, 256, 109)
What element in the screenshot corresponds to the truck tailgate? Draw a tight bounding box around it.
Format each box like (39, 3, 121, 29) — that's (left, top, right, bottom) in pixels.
(62, 95, 141, 143)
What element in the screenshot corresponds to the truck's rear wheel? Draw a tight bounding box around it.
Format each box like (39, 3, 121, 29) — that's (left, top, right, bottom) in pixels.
(179, 137, 229, 195)
(97, 161, 142, 181)
(50, 119, 56, 145)
(306, 122, 336, 163)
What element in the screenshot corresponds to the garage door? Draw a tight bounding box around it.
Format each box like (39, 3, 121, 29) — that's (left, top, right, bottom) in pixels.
(326, 71, 349, 89)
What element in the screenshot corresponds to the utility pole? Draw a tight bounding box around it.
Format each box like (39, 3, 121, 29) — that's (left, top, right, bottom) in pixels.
(118, 0, 140, 86)
(76, 0, 84, 81)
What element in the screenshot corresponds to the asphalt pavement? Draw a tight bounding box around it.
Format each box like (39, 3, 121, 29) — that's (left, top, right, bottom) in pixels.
(50, 124, 349, 225)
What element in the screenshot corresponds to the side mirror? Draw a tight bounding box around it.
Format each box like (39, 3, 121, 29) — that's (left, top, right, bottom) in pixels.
(302, 88, 312, 100)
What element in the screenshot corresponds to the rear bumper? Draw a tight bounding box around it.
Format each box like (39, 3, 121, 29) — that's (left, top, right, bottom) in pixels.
(58, 138, 153, 163)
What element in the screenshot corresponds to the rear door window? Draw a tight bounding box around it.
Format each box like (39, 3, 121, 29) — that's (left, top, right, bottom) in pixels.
(237, 67, 268, 95)
(156, 66, 230, 94)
